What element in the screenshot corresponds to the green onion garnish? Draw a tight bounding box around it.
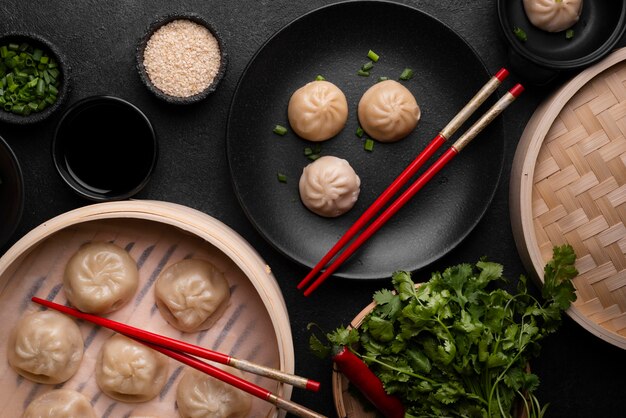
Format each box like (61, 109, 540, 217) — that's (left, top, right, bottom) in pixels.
(362, 61, 374, 72)
(378, 76, 389, 82)
(367, 49, 380, 62)
(273, 124, 288, 136)
(357, 69, 370, 77)
(399, 68, 414, 81)
(308, 154, 321, 161)
(566, 29, 574, 40)
(315, 74, 325, 81)
(277, 173, 287, 183)
(356, 126, 364, 138)
(364, 138, 375, 152)
(0, 42, 60, 116)
(513, 27, 528, 42)
(304, 147, 313, 156)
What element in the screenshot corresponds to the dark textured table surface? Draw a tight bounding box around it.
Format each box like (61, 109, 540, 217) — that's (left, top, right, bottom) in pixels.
(1, 1, 625, 417)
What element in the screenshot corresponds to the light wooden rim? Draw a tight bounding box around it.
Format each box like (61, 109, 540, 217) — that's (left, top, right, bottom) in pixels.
(0, 200, 295, 411)
(510, 47, 626, 349)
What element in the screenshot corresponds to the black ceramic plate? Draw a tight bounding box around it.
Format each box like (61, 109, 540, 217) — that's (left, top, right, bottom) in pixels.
(0, 135, 24, 248)
(226, 0, 505, 280)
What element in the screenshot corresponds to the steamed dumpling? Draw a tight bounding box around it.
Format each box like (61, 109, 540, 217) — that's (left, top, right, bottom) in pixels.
(523, 0, 582, 32)
(176, 367, 252, 418)
(287, 80, 349, 141)
(155, 259, 230, 332)
(299, 155, 360, 217)
(358, 80, 421, 142)
(95, 334, 169, 403)
(22, 389, 97, 418)
(8, 310, 84, 384)
(63, 241, 139, 314)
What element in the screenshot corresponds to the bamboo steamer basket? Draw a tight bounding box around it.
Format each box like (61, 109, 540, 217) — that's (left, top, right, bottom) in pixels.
(0, 200, 293, 417)
(511, 47, 626, 349)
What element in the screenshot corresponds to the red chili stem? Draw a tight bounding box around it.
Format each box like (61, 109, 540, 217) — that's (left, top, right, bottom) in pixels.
(333, 346, 405, 418)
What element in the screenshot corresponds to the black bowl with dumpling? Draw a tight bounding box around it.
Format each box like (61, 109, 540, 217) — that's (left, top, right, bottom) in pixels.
(497, 0, 626, 85)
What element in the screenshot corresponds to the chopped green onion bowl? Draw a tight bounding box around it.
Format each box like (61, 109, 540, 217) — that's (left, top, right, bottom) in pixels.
(0, 41, 60, 116)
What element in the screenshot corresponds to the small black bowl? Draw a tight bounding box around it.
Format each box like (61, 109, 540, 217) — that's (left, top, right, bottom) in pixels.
(136, 13, 227, 105)
(52, 96, 158, 201)
(0, 32, 70, 124)
(0, 135, 24, 248)
(497, 0, 626, 85)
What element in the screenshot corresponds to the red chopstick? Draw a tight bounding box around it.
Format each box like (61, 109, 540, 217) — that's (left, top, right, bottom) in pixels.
(297, 68, 509, 292)
(32, 298, 326, 418)
(31, 297, 320, 392)
(300, 82, 524, 296)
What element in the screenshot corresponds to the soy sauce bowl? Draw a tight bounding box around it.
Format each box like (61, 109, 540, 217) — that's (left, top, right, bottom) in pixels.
(52, 96, 158, 201)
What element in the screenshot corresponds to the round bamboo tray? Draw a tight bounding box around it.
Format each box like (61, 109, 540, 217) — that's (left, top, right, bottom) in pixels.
(0, 200, 293, 417)
(511, 47, 626, 349)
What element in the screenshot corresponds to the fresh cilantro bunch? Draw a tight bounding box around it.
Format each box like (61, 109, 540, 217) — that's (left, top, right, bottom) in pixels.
(319, 245, 577, 418)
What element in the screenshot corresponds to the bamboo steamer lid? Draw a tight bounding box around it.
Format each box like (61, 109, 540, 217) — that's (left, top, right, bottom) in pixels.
(511, 47, 626, 349)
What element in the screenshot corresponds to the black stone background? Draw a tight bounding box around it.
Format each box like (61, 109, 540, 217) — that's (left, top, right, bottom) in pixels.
(1, 1, 625, 417)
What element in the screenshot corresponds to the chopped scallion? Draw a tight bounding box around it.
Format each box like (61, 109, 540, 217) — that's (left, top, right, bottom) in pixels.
(513, 27, 527, 42)
(308, 154, 321, 161)
(378, 76, 389, 82)
(357, 69, 370, 77)
(304, 147, 313, 156)
(315, 74, 325, 81)
(356, 126, 364, 138)
(399, 68, 414, 81)
(566, 29, 574, 39)
(364, 138, 375, 152)
(362, 61, 374, 72)
(367, 49, 379, 62)
(277, 173, 287, 183)
(273, 124, 288, 136)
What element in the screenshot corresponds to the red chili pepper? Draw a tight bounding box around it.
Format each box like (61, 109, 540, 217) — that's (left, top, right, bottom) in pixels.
(332, 345, 405, 418)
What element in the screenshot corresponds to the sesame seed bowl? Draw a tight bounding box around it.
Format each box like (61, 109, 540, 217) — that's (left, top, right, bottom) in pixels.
(0, 32, 71, 124)
(136, 13, 227, 105)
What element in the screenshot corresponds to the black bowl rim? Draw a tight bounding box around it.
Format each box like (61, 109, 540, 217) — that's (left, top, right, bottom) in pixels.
(51, 95, 158, 201)
(0, 32, 71, 124)
(497, 0, 626, 70)
(0, 134, 24, 247)
(135, 12, 228, 105)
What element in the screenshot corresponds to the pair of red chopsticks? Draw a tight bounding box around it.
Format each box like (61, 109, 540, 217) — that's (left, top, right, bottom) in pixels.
(298, 68, 523, 296)
(32, 297, 326, 418)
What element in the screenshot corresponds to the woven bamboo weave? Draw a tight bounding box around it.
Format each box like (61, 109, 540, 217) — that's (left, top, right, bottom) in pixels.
(530, 61, 626, 339)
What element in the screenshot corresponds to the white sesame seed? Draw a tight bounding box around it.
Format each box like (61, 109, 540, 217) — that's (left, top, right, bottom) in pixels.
(143, 19, 221, 98)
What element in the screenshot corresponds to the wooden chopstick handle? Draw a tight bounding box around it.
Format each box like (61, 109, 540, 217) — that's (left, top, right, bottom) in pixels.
(440, 68, 509, 139)
(452, 83, 524, 152)
(269, 394, 328, 418)
(229, 357, 320, 392)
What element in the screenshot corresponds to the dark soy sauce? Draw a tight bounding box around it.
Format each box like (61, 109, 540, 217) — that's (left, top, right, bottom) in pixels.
(58, 99, 156, 197)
